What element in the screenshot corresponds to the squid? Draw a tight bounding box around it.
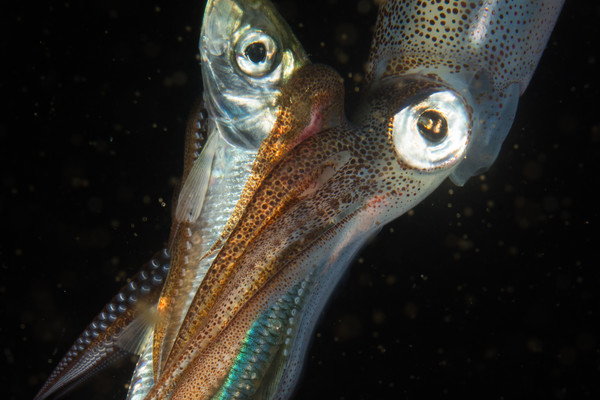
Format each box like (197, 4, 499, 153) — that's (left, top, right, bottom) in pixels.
(35, 0, 564, 399)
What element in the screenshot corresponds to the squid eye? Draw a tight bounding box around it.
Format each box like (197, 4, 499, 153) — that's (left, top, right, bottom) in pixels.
(392, 91, 470, 170)
(417, 109, 448, 143)
(235, 30, 279, 77)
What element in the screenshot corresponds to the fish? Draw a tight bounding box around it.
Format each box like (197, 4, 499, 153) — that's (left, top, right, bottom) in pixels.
(152, 0, 308, 387)
(34, 0, 307, 399)
(34, 0, 565, 399)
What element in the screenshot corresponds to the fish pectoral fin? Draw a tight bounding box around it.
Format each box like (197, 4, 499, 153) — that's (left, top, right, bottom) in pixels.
(174, 130, 218, 224)
(114, 305, 157, 356)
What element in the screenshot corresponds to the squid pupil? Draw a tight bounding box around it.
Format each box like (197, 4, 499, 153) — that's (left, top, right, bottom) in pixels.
(245, 42, 267, 64)
(417, 110, 448, 143)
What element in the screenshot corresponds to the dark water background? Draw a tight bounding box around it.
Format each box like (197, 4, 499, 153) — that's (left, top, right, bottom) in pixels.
(2, 0, 599, 399)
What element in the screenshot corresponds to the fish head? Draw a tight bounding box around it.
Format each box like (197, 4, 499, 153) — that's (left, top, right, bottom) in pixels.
(200, 0, 309, 149)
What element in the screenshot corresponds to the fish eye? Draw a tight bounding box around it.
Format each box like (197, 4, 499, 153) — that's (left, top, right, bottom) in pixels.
(235, 29, 278, 77)
(391, 90, 470, 170)
(245, 42, 267, 63)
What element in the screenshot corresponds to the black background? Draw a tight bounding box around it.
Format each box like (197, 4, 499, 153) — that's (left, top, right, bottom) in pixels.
(2, 0, 599, 399)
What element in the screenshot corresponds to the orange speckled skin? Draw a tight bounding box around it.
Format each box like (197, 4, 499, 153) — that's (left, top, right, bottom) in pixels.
(148, 60, 465, 398)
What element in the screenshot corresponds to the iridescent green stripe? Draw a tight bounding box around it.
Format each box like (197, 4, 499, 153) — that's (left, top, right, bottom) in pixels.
(211, 276, 310, 400)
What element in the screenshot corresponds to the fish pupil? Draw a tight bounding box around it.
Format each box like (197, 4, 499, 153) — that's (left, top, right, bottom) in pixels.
(245, 42, 267, 64)
(417, 110, 448, 143)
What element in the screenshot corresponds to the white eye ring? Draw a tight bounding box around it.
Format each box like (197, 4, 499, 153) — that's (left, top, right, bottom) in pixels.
(234, 29, 278, 77)
(392, 91, 470, 170)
